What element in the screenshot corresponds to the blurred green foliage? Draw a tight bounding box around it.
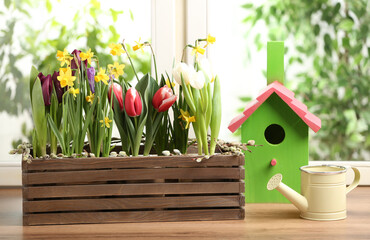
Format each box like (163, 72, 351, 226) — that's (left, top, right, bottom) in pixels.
(241, 0, 369, 160)
(0, 0, 151, 148)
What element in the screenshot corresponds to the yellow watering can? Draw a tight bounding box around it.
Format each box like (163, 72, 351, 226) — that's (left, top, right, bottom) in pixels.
(267, 165, 360, 221)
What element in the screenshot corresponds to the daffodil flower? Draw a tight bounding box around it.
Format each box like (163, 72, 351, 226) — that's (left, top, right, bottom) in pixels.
(133, 38, 144, 52)
(100, 116, 112, 128)
(85, 91, 95, 104)
(178, 109, 196, 129)
(68, 87, 80, 98)
(165, 79, 175, 88)
(80, 48, 94, 65)
(94, 68, 110, 85)
(108, 61, 125, 79)
(56, 49, 72, 67)
(109, 43, 125, 56)
(191, 45, 205, 59)
(57, 68, 76, 88)
(204, 34, 216, 48)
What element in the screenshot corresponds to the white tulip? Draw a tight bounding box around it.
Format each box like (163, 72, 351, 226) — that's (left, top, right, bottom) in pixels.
(173, 62, 192, 86)
(189, 71, 205, 89)
(198, 58, 215, 83)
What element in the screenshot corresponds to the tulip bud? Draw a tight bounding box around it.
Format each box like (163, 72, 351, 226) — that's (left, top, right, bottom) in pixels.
(198, 58, 215, 83)
(52, 71, 65, 103)
(70, 49, 81, 69)
(87, 67, 96, 93)
(108, 83, 124, 111)
(38, 72, 53, 106)
(125, 87, 142, 117)
(152, 86, 177, 112)
(173, 62, 194, 86)
(189, 71, 205, 89)
(71, 49, 88, 69)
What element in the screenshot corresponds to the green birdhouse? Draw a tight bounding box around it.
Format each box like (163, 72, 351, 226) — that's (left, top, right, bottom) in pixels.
(228, 41, 321, 203)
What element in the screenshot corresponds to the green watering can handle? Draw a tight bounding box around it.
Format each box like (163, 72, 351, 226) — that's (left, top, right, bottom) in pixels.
(346, 167, 361, 194)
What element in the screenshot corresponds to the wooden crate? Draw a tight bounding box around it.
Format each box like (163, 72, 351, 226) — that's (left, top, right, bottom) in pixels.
(22, 154, 245, 225)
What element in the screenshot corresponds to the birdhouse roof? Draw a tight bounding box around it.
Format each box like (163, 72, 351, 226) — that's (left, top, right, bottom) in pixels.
(228, 81, 321, 133)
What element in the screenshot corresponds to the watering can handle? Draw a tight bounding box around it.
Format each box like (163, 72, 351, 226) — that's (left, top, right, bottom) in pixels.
(346, 167, 360, 194)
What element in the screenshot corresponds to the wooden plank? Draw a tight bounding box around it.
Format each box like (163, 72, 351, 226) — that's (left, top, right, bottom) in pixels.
(3, 188, 370, 237)
(24, 168, 243, 185)
(24, 195, 245, 213)
(24, 155, 244, 171)
(24, 182, 244, 199)
(24, 208, 244, 225)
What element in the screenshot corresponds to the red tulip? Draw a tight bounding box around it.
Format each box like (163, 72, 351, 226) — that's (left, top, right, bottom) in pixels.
(125, 87, 142, 117)
(108, 83, 124, 111)
(152, 86, 177, 112)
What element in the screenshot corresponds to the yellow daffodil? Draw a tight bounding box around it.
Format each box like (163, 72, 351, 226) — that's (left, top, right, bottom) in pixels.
(178, 109, 196, 129)
(166, 79, 175, 88)
(69, 87, 80, 98)
(94, 68, 110, 85)
(108, 61, 125, 79)
(191, 45, 205, 59)
(80, 48, 94, 65)
(57, 68, 76, 88)
(133, 38, 144, 52)
(204, 34, 216, 48)
(100, 116, 112, 128)
(56, 49, 72, 67)
(109, 43, 125, 56)
(85, 91, 95, 104)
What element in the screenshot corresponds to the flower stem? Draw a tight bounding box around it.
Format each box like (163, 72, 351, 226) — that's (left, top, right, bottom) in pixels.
(121, 42, 140, 82)
(181, 45, 193, 63)
(147, 43, 158, 83)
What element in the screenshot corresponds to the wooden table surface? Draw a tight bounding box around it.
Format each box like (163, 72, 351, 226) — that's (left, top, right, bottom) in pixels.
(0, 187, 369, 240)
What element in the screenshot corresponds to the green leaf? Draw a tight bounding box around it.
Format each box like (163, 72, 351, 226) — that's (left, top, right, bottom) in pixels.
(129, 9, 134, 21)
(79, 95, 98, 152)
(109, 9, 123, 22)
(241, 3, 253, 9)
(46, 0, 52, 13)
(4, 0, 10, 9)
(338, 19, 354, 31)
(314, 24, 320, 36)
(239, 96, 252, 102)
(29, 66, 39, 102)
(47, 114, 66, 154)
(342, 37, 350, 48)
(31, 77, 47, 156)
(210, 76, 222, 155)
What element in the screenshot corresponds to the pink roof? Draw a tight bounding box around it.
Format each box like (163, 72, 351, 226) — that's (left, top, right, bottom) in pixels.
(228, 81, 321, 133)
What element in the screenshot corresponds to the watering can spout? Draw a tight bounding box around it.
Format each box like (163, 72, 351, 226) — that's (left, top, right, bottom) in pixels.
(267, 174, 308, 213)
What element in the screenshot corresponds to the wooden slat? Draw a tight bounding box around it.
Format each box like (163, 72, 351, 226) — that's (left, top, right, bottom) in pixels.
(25, 155, 244, 171)
(24, 208, 245, 225)
(24, 167, 243, 185)
(24, 182, 245, 199)
(24, 195, 245, 213)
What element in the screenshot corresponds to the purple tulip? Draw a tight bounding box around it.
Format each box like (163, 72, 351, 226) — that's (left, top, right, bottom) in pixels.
(71, 49, 81, 69)
(87, 67, 95, 93)
(38, 72, 52, 106)
(71, 49, 87, 69)
(52, 71, 65, 103)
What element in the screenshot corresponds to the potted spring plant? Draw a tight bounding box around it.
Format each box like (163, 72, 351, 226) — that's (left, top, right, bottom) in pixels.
(12, 35, 252, 226)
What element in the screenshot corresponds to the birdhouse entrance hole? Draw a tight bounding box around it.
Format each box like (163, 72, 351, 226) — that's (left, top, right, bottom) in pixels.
(264, 124, 285, 145)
